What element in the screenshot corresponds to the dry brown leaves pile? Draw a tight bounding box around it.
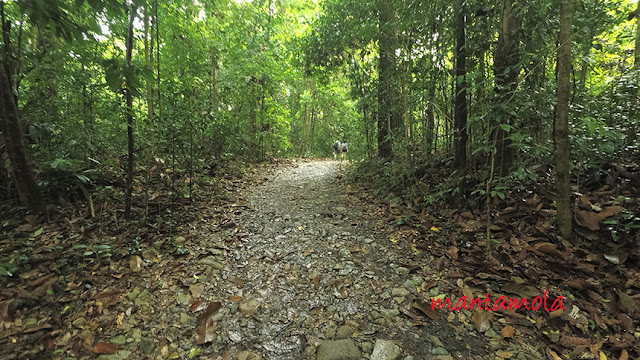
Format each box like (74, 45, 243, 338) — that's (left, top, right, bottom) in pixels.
(347, 170, 639, 359)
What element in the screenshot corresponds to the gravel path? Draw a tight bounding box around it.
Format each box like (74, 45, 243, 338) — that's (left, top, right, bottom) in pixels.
(210, 160, 487, 359)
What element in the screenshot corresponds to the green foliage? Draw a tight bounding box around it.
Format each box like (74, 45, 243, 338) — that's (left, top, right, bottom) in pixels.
(72, 243, 112, 262)
(0, 259, 18, 277)
(572, 116, 624, 176)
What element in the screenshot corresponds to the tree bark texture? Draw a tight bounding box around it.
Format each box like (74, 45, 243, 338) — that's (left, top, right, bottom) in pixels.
(555, 0, 573, 238)
(124, 4, 137, 219)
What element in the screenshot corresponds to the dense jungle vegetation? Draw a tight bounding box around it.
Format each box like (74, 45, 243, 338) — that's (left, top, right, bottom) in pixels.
(1, 0, 639, 359)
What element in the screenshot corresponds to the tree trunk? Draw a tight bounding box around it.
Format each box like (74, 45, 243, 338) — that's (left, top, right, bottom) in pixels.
(377, 0, 397, 159)
(628, 1, 640, 147)
(454, 0, 468, 171)
(636, 1, 640, 66)
(426, 102, 435, 152)
(211, 47, 217, 115)
(0, 3, 44, 212)
(144, 4, 154, 121)
(0, 67, 44, 212)
(155, 0, 161, 127)
(124, 4, 137, 219)
(493, 0, 522, 176)
(579, 0, 600, 88)
(555, 0, 573, 238)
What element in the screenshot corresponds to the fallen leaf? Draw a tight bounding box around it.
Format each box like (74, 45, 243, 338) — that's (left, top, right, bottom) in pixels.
(462, 287, 474, 300)
(130, 256, 143, 272)
(93, 342, 117, 354)
(524, 194, 541, 206)
(23, 323, 52, 333)
(548, 350, 563, 360)
(502, 282, 538, 298)
(196, 302, 222, 323)
(565, 279, 590, 290)
(446, 246, 458, 260)
(618, 349, 628, 360)
(559, 335, 590, 347)
(413, 300, 439, 320)
(587, 341, 604, 357)
(312, 275, 322, 290)
(549, 309, 564, 318)
(189, 300, 206, 312)
(196, 317, 216, 344)
(548, 349, 565, 360)
(0, 300, 12, 325)
(575, 210, 601, 231)
(616, 290, 637, 315)
(33, 277, 57, 297)
(617, 314, 633, 330)
(228, 295, 243, 302)
(496, 350, 513, 358)
(533, 242, 559, 255)
(423, 280, 437, 292)
(189, 284, 204, 299)
(598, 206, 625, 219)
(94, 290, 124, 307)
(472, 310, 493, 333)
(501, 325, 515, 338)
(604, 250, 628, 265)
(575, 206, 626, 231)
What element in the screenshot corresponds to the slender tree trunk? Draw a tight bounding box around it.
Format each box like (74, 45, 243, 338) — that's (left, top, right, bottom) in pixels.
(143, 3, 153, 217)
(427, 102, 435, 152)
(155, 0, 161, 129)
(579, 0, 600, 88)
(454, 0, 468, 171)
(211, 47, 217, 115)
(144, 4, 154, 121)
(636, 1, 640, 66)
(493, 0, 522, 176)
(0, 3, 43, 212)
(628, 1, 640, 147)
(377, 0, 397, 159)
(124, 4, 137, 219)
(579, 29, 595, 87)
(555, 0, 573, 238)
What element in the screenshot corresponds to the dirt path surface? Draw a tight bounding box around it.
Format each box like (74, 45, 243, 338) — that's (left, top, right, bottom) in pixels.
(206, 160, 488, 359)
(0, 160, 502, 360)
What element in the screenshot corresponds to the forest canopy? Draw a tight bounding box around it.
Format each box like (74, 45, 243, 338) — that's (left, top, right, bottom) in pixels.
(0, 0, 638, 232)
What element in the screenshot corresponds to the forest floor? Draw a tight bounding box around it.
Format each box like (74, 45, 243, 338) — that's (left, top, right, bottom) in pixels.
(0, 159, 638, 360)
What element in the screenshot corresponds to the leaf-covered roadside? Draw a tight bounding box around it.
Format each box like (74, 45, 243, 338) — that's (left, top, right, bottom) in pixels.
(348, 160, 640, 359)
(0, 159, 280, 360)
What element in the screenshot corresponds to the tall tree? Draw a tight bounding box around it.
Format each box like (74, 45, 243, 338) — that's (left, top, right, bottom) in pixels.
(454, 0, 468, 171)
(628, 1, 640, 147)
(555, 0, 573, 238)
(124, 3, 137, 219)
(636, 1, 640, 66)
(493, 0, 522, 176)
(377, 0, 397, 159)
(0, 1, 44, 212)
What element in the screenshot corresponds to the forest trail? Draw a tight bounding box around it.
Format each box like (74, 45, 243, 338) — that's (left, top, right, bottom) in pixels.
(209, 160, 486, 359)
